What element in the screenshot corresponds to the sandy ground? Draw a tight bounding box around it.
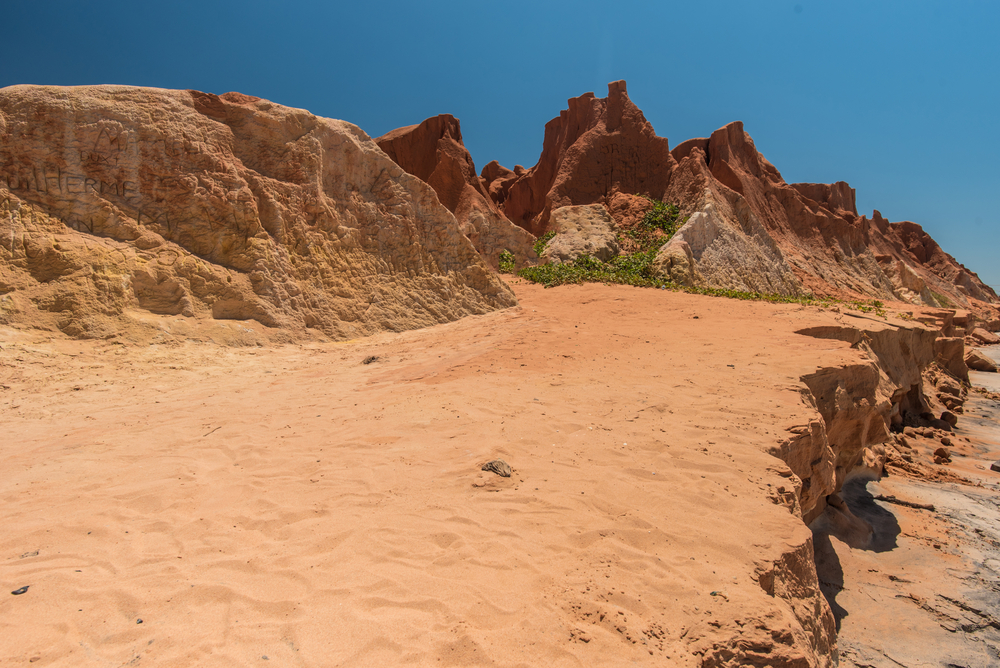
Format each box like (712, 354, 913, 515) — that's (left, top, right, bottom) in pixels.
(0, 280, 995, 666)
(820, 345, 1000, 668)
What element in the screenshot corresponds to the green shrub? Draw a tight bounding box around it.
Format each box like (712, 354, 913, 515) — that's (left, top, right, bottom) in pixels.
(641, 198, 683, 235)
(533, 231, 557, 257)
(498, 250, 515, 274)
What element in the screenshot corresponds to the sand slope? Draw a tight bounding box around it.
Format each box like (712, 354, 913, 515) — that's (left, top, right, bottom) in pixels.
(0, 281, 908, 667)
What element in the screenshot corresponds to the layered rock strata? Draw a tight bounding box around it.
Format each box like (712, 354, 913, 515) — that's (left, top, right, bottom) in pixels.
(375, 114, 537, 269)
(0, 85, 515, 342)
(775, 308, 993, 531)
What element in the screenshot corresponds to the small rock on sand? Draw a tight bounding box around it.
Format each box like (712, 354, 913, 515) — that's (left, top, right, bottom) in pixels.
(481, 460, 512, 477)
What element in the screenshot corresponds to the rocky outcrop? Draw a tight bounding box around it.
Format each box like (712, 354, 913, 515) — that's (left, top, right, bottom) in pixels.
(375, 115, 536, 269)
(543, 204, 619, 263)
(774, 315, 957, 528)
(654, 197, 802, 295)
(884, 220, 994, 303)
(966, 348, 998, 372)
(0, 85, 516, 342)
(480, 82, 998, 313)
(970, 327, 1000, 345)
(661, 122, 995, 309)
(490, 81, 674, 236)
(689, 527, 836, 668)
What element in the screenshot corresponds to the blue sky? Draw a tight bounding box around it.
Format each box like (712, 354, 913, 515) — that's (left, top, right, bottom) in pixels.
(3, 1, 998, 289)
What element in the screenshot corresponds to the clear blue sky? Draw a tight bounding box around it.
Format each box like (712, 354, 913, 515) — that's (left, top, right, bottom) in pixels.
(3, 1, 997, 289)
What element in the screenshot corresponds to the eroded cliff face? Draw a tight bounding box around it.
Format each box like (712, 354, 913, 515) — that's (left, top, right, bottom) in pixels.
(477, 82, 997, 311)
(375, 115, 537, 270)
(724, 307, 997, 668)
(662, 122, 997, 308)
(774, 308, 994, 532)
(0, 85, 515, 343)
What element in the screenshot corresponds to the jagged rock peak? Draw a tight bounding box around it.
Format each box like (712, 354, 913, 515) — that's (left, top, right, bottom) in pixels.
(491, 80, 675, 236)
(375, 113, 537, 270)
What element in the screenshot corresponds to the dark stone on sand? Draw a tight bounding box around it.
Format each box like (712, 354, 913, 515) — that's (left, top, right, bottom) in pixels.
(11, 586, 28, 595)
(482, 460, 512, 477)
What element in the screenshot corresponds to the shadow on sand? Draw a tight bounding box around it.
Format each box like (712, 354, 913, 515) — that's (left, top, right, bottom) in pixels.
(812, 477, 902, 629)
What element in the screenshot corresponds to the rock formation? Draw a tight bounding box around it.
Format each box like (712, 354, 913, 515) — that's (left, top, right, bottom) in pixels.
(480, 81, 998, 311)
(484, 80, 674, 236)
(0, 85, 515, 343)
(966, 348, 998, 372)
(375, 115, 536, 269)
(542, 204, 619, 264)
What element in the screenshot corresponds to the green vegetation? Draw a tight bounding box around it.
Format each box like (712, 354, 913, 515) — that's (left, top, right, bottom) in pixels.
(845, 299, 886, 317)
(519, 197, 684, 288)
(930, 291, 955, 308)
(514, 198, 894, 318)
(640, 198, 683, 235)
(533, 231, 557, 257)
(498, 249, 515, 274)
(511, 198, 899, 319)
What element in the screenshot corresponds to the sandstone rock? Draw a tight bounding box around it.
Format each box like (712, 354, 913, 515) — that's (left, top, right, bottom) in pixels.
(651, 238, 701, 287)
(789, 182, 857, 217)
(605, 191, 653, 231)
(0, 85, 515, 343)
(480, 160, 517, 208)
(495, 81, 674, 235)
(970, 327, 1000, 345)
(375, 115, 537, 270)
(935, 337, 970, 382)
(794, 320, 938, 521)
(861, 444, 887, 477)
(480, 81, 998, 311)
(887, 220, 997, 304)
(966, 348, 999, 372)
(929, 418, 953, 431)
(543, 204, 619, 264)
(940, 411, 958, 427)
(933, 447, 951, 464)
(653, 197, 801, 295)
(938, 394, 962, 411)
(991, 461, 1000, 473)
(876, 256, 935, 305)
(936, 375, 963, 397)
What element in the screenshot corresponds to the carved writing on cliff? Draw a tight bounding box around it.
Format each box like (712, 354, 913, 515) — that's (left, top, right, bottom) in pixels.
(599, 142, 643, 195)
(79, 127, 213, 166)
(0, 167, 139, 199)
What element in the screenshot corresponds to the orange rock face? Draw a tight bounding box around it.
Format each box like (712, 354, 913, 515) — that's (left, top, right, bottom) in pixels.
(493, 80, 674, 236)
(480, 82, 997, 310)
(0, 86, 515, 342)
(376, 115, 536, 269)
